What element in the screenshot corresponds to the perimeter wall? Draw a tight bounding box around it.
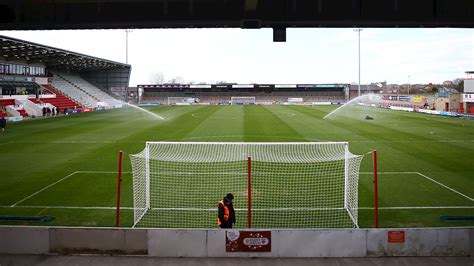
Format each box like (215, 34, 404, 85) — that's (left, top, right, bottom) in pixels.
(0, 226, 472, 257)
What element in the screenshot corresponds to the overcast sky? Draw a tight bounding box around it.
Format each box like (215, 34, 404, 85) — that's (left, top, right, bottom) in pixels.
(0, 28, 473, 86)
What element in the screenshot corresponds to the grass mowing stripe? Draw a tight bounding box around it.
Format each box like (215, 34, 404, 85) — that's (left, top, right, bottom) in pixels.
(140, 106, 221, 142)
(416, 172, 474, 201)
(2, 106, 473, 227)
(11, 171, 79, 207)
(284, 105, 372, 142)
(244, 105, 304, 142)
(183, 106, 245, 141)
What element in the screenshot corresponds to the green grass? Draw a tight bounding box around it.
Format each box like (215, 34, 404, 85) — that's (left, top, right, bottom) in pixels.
(0, 105, 473, 228)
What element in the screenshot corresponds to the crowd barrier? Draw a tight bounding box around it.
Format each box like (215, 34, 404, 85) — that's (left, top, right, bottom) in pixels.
(0, 226, 472, 257)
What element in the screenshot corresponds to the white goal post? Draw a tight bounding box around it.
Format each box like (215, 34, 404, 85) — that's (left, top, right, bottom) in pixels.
(230, 96, 256, 105)
(167, 97, 196, 105)
(130, 142, 363, 229)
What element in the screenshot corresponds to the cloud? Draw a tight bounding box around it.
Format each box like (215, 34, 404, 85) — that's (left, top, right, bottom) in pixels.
(1, 28, 472, 85)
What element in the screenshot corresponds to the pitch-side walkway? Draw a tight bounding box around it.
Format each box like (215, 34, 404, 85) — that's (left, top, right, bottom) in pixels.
(0, 254, 473, 266)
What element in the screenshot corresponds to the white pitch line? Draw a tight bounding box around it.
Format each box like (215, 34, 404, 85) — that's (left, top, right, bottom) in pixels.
(75, 171, 131, 174)
(1, 205, 473, 210)
(351, 140, 474, 143)
(416, 172, 474, 202)
(148, 206, 474, 211)
(10, 171, 79, 207)
(9, 139, 474, 144)
(0, 205, 134, 210)
(359, 206, 474, 210)
(10, 171, 131, 207)
(360, 171, 418, 175)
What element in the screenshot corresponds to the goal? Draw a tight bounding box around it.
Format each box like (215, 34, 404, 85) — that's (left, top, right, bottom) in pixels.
(230, 96, 256, 105)
(130, 142, 363, 228)
(167, 97, 195, 105)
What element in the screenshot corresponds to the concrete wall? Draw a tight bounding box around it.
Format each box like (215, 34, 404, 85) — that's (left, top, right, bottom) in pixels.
(367, 228, 470, 256)
(203, 230, 366, 257)
(0, 227, 147, 255)
(0, 227, 49, 254)
(49, 228, 147, 254)
(0, 226, 472, 257)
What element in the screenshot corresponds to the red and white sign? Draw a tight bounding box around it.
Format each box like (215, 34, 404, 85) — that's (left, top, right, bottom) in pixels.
(225, 231, 271, 252)
(388, 230, 405, 243)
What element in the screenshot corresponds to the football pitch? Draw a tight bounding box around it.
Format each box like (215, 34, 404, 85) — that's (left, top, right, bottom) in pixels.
(0, 105, 473, 228)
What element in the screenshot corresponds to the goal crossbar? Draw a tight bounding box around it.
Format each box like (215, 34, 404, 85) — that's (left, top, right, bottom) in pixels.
(145, 141, 349, 145)
(230, 96, 256, 105)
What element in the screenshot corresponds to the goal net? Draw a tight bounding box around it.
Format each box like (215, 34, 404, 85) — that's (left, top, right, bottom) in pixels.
(130, 142, 363, 229)
(167, 97, 196, 105)
(230, 96, 256, 105)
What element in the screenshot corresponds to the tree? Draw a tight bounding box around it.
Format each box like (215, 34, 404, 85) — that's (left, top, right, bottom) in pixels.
(167, 76, 185, 84)
(149, 71, 165, 84)
(453, 78, 464, 93)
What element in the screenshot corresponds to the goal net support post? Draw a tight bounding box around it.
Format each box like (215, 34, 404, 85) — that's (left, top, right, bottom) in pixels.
(130, 142, 363, 229)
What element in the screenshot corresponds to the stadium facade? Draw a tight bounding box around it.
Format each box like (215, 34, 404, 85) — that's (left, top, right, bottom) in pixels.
(0, 35, 130, 120)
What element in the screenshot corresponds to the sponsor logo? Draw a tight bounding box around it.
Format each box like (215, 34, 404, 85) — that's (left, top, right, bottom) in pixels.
(388, 230, 405, 243)
(243, 237, 269, 246)
(226, 231, 271, 252)
(226, 230, 240, 241)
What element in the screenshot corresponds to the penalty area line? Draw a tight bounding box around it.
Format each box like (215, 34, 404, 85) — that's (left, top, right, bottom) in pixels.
(360, 171, 474, 202)
(358, 206, 474, 210)
(360, 171, 418, 175)
(9, 170, 131, 207)
(0, 205, 134, 210)
(75, 171, 131, 174)
(416, 172, 474, 202)
(10, 171, 79, 207)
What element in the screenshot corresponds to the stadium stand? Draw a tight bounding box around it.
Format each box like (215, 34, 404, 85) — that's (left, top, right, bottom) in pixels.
(58, 73, 123, 108)
(28, 98, 41, 104)
(1, 35, 131, 117)
(140, 84, 348, 105)
(0, 99, 15, 106)
(0, 99, 27, 117)
(34, 85, 82, 110)
(0, 109, 7, 118)
(51, 74, 97, 108)
(17, 109, 28, 117)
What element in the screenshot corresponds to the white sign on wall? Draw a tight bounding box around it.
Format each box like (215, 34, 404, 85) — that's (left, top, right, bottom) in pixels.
(288, 98, 303, 102)
(462, 93, 474, 102)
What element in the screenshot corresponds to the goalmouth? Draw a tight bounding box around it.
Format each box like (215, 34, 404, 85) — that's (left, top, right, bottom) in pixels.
(130, 142, 363, 229)
(167, 97, 197, 105)
(230, 96, 256, 105)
